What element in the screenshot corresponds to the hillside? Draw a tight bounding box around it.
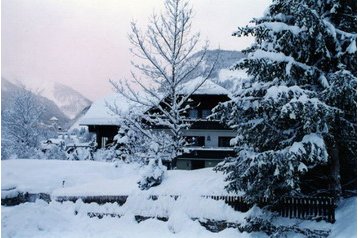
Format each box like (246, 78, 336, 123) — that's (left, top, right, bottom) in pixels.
(6, 78, 92, 119)
(189, 49, 245, 77)
(189, 49, 248, 92)
(1, 78, 70, 128)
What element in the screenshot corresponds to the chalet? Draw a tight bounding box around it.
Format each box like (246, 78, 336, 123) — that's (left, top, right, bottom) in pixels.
(80, 78, 236, 170)
(80, 94, 125, 148)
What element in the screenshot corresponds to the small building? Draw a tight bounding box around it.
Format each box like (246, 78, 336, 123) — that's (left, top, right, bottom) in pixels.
(79, 94, 124, 148)
(49, 116, 62, 130)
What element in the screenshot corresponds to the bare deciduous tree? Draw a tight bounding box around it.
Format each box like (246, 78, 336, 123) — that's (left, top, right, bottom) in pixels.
(111, 0, 216, 168)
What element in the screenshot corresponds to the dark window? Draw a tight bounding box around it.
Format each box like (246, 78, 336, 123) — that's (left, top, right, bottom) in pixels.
(201, 109, 211, 119)
(185, 136, 205, 146)
(188, 109, 198, 119)
(218, 137, 234, 147)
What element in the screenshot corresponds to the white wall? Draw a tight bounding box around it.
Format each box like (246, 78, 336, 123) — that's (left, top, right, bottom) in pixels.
(182, 129, 235, 147)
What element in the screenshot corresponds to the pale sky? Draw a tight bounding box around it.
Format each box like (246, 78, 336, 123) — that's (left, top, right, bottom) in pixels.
(2, 0, 270, 101)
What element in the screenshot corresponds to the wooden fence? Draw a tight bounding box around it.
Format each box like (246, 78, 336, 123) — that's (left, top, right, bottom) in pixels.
(208, 195, 336, 223)
(54, 194, 336, 223)
(277, 197, 335, 223)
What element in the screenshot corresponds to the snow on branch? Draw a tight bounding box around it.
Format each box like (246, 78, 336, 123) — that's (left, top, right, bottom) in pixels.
(257, 22, 303, 35)
(249, 49, 310, 72)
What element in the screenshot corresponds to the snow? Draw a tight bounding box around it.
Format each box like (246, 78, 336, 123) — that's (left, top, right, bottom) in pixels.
(68, 113, 88, 132)
(347, 39, 357, 54)
(218, 69, 248, 81)
(80, 78, 230, 126)
(1, 160, 356, 237)
(1, 199, 262, 238)
(1, 159, 231, 198)
(79, 93, 134, 125)
(329, 197, 357, 238)
(297, 162, 307, 172)
(215, 69, 248, 93)
(249, 49, 310, 72)
(319, 74, 330, 88)
(264, 85, 305, 101)
(49, 116, 59, 121)
(2, 160, 122, 197)
(2, 194, 356, 238)
(1, 159, 263, 237)
(257, 22, 303, 35)
(9, 78, 91, 119)
(178, 78, 229, 95)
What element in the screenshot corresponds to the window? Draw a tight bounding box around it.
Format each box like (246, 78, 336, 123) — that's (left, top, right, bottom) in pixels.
(218, 137, 234, 147)
(185, 136, 205, 146)
(201, 109, 211, 119)
(188, 109, 198, 119)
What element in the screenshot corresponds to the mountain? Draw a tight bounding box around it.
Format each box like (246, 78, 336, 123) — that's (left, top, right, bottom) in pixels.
(189, 49, 245, 77)
(1, 78, 71, 128)
(50, 82, 92, 119)
(67, 105, 91, 132)
(7, 78, 92, 119)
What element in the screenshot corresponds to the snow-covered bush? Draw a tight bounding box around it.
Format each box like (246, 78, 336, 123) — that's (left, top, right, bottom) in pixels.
(41, 144, 67, 160)
(66, 147, 93, 161)
(92, 148, 118, 161)
(138, 156, 167, 190)
(72, 127, 95, 143)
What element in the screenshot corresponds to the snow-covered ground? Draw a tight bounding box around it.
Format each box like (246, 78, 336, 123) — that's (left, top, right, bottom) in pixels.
(2, 199, 264, 238)
(2, 159, 232, 198)
(2, 160, 356, 237)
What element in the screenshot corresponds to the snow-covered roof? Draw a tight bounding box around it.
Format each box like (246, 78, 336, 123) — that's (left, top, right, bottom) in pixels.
(79, 93, 136, 126)
(81, 79, 229, 126)
(49, 117, 59, 121)
(178, 77, 229, 95)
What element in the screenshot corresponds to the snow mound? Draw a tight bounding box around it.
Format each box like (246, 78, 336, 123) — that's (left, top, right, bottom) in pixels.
(1, 199, 253, 238)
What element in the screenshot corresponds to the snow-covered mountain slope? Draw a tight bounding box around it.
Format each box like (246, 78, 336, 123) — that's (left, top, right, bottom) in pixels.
(1, 78, 70, 128)
(67, 105, 91, 132)
(213, 68, 248, 93)
(188, 49, 248, 93)
(189, 49, 246, 78)
(8, 78, 92, 119)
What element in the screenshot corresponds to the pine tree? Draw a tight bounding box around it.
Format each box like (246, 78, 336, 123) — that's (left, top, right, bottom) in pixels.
(215, 0, 356, 201)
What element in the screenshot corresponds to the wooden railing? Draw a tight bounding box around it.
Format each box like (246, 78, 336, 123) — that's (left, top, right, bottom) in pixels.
(277, 197, 335, 223)
(208, 195, 336, 223)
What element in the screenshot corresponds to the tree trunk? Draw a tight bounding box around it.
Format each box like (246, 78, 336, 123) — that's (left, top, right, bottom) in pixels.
(327, 139, 342, 199)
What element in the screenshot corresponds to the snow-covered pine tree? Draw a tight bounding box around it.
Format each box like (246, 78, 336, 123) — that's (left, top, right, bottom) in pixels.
(110, 0, 216, 169)
(215, 0, 356, 201)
